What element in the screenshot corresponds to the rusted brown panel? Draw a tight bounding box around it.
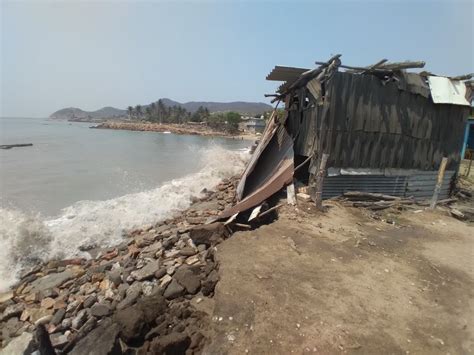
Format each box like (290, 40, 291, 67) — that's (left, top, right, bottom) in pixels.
(221, 125, 294, 218)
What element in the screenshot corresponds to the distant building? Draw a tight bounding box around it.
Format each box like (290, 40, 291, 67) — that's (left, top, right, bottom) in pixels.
(239, 116, 266, 134)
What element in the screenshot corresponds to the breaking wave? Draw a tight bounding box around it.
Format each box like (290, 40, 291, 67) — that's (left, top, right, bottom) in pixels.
(0, 146, 248, 291)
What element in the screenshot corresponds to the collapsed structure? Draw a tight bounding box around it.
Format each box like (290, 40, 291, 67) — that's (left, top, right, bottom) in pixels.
(222, 55, 472, 219)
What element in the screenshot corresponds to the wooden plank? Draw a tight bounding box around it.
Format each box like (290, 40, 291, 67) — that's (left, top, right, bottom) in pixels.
(313, 153, 329, 210)
(429, 157, 448, 209)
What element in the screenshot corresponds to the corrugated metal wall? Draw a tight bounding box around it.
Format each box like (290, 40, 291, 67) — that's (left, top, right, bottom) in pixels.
(322, 171, 454, 199)
(287, 71, 469, 171)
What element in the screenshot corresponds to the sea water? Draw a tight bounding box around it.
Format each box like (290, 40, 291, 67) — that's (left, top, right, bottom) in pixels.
(0, 117, 250, 290)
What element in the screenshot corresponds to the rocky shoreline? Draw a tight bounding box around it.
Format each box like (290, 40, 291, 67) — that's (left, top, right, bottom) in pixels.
(92, 121, 257, 140)
(0, 178, 239, 354)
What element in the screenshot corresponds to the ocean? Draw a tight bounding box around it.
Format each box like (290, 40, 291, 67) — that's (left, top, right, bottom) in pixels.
(0, 117, 250, 290)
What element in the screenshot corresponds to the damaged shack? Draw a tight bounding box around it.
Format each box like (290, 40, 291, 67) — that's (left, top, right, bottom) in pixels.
(221, 55, 472, 219)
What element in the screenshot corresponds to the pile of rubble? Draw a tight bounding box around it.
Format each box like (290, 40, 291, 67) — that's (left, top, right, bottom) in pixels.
(0, 178, 239, 354)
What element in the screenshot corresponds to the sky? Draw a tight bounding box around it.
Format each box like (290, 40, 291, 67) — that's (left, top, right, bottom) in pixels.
(1, 0, 473, 118)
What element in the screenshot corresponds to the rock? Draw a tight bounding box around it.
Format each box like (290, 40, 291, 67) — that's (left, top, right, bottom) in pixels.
(61, 317, 72, 329)
(90, 303, 111, 317)
(40, 297, 56, 309)
(50, 332, 70, 349)
(83, 295, 97, 309)
(41, 289, 59, 299)
(179, 247, 197, 256)
(51, 309, 66, 326)
(53, 298, 67, 310)
(114, 294, 167, 343)
(149, 332, 191, 354)
(297, 192, 311, 201)
(159, 275, 173, 289)
(2, 317, 24, 338)
(0, 331, 32, 354)
(0, 291, 14, 304)
(154, 268, 167, 279)
(69, 318, 121, 355)
(1, 303, 25, 322)
(202, 270, 219, 296)
(27, 270, 75, 294)
(189, 223, 229, 247)
(35, 314, 53, 325)
(71, 309, 88, 329)
(135, 234, 156, 248)
(163, 279, 185, 300)
(130, 260, 160, 281)
(116, 282, 142, 310)
(174, 267, 201, 295)
(185, 255, 200, 265)
(107, 269, 122, 287)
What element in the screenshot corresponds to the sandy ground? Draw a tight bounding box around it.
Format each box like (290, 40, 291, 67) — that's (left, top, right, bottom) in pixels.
(202, 201, 474, 354)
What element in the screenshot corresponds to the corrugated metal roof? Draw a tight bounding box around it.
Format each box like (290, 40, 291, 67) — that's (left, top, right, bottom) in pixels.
(266, 66, 309, 81)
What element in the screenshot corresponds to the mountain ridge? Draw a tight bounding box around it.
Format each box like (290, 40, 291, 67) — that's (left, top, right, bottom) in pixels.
(50, 99, 273, 120)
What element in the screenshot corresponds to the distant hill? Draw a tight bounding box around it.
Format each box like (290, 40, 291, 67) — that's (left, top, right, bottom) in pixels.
(50, 107, 126, 120)
(160, 99, 273, 115)
(50, 99, 273, 120)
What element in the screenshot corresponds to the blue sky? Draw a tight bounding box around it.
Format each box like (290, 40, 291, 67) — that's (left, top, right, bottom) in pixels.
(1, 0, 473, 117)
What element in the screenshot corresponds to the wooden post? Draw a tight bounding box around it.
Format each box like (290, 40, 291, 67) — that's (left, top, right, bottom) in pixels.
(430, 157, 448, 209)
(287, 183, 296, 205)
(314, 153, 329, 210)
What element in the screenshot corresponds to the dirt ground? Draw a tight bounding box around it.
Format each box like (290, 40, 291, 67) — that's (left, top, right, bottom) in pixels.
(200, 200, 473, 354)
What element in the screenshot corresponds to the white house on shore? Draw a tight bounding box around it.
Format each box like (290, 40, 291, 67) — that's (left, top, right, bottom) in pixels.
(239, 116, 266, 134)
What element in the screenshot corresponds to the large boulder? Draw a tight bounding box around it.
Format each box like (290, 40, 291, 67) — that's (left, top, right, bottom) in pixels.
(114, 294, 167, 344)
(149, 332, 191, 354)
(174, 267, 200, 295)
(69, 319, 121, 355)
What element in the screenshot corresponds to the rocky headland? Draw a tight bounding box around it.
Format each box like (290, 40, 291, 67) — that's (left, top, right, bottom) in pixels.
(0, 178, 239, 354)
(93, 121, 257, 139)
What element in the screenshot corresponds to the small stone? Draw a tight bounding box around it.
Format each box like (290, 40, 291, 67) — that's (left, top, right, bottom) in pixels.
(35, 314, 53, 325)
(40, 297, 56, 309)
(61, 317, 72, 329)
(131, 260, 160, 281)
(71, 309, 88, 329)
(53, 299, 67, 310)
(296, 193, 311, 201)
(90, 303, 111, 317)
(0, 290, 14, 304)
(154, 268, 167, 279)
(50, 332, 70, 349)
(185, 255, 200, 265)
(107, 269, 122, 287)
(179, 247, 197, 257)
(83, 295, 97, 309)
(159, 275, 173, 288)
(1, 303, 25, 322)
(116, 282, 142, 310)
(51, 309, 66, 326)
(163, 279, 185, 300)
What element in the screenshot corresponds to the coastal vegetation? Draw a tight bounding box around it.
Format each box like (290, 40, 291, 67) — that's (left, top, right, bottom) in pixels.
(127, 99, 248, 133)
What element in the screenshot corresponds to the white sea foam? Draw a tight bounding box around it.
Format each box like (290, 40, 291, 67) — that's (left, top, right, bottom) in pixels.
(0, 146, 248, 291)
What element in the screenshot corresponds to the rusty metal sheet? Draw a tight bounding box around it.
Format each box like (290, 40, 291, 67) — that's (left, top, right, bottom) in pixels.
(221, 124, 294, 219)
(266, 66, 309, 81)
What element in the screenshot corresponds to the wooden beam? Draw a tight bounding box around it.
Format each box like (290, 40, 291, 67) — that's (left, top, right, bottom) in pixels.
(313, 153, 329, 210)
(430, 157, 448, 209)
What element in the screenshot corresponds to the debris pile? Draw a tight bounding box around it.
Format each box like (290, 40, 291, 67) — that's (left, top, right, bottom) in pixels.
(0, 178, 240, 354)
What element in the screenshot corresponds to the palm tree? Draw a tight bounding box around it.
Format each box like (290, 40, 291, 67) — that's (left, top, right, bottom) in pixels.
(127, 106, 133, 119)
(135, 105, 142, 119)
(145, 107, 152, 120)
